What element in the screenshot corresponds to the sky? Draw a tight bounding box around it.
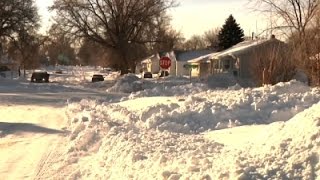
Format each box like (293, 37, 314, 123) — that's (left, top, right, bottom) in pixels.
(36, 0, 268, 39)
(170, 0, 268, 38)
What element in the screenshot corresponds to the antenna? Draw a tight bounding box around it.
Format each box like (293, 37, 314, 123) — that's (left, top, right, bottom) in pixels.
(256, 20, 258, 37)
(270, 6, 273, 37)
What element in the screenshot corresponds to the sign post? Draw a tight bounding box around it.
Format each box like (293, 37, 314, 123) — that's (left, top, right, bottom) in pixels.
(183, 64, 198, 82)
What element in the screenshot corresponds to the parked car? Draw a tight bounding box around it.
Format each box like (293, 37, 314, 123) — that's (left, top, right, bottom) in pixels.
(0, 66, 10, 72)
(0, 66, 10, 77)
(92, 74, 104, 82)
(55, 69, 63, 74)
(31, 72, 50, 83)
(143, 72, 153, 78)
(159, 70, 169, 77)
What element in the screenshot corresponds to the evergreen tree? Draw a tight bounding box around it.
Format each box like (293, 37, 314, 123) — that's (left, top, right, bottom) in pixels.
(218, 15, 244, 50)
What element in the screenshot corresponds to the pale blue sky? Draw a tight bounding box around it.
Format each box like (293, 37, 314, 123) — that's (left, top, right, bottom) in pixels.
(36, 0, 267, 38)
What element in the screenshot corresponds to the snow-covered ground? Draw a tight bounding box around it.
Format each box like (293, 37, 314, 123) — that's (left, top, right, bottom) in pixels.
(0, 66, 319, 179)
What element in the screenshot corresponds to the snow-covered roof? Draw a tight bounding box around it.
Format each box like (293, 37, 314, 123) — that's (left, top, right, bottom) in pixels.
(141, 54, 159, 64)
(188, 52, 220, 63)
(141, 55, 153, 64)
(210, 38, 283, 60)
(175, 49, 214, 62)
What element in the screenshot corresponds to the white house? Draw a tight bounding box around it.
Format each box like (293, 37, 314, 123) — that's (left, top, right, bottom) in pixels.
(138, 49, 214, 77)
(139, 54, 160, 74)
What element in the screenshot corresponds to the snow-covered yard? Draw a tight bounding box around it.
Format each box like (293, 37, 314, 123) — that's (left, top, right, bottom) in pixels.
(0, 66, 319, 179)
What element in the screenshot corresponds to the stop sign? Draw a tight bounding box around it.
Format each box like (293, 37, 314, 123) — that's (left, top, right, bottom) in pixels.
(159, 56, 171, 69)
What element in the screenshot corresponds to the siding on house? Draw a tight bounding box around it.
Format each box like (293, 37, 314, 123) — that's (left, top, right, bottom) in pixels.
(175, 49, 215, 76)
(187, 52, 219, 78)
(140, 54, 160, 74)
(210, 37, 287, 80)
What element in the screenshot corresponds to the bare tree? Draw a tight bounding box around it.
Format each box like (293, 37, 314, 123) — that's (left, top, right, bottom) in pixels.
(0, 0, 39, 38)
(45, 24, 77, 66)
(308, 10, 320, 85)
(78, 38, 117, 67)
(250, 0, 320, 85)
(8, 30, 41, 76)
(251, 41, 296, 85)
(152, 26, 184, 52)
(182, 35, 207, 50)
(0, 0, 39, 62)
(204, 28, 220, 49)
(51, 0, 177, 74)
(250, 0, 319, 38)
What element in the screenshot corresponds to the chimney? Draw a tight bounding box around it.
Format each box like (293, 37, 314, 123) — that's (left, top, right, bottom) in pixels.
(270, 34, 276, 39)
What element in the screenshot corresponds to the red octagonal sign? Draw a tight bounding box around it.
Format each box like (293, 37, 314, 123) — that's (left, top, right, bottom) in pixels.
(159, 56, 171, 69)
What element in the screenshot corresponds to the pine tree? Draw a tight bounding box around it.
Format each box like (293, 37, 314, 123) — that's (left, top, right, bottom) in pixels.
(218, 15, 244, 50)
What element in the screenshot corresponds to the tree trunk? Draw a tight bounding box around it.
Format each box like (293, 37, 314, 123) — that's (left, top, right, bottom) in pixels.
(18, 66, 21, 77)
(23, 64, 26, 77)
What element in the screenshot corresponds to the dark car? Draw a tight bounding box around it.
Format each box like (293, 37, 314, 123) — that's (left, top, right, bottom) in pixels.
(159, 70, 169, 77)
(0, 66, 10, 77)
(31, 72, 50, 83)
(0, 66, 10, 72)
(92, 74, 104, 82)
(55, 69, 63, 74)
(143, 72, 153, 78)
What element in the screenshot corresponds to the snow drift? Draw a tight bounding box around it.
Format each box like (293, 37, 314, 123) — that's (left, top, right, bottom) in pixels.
(48, 80, 320, 179)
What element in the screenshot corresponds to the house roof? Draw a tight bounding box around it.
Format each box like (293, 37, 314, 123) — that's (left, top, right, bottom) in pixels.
(140, 53, 160, 64)
(139, 49, 215, 64)
(210, 38, 285, 60)
(141, 55, 155, 64)
(175, 49, 214, 62)
(188, 52, 220, 63)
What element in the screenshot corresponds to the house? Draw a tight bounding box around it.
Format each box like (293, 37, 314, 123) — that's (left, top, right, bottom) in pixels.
(174, 49, 214, 77)
(188, 52, 220, 78)
(209, 35, 287, 80)
(0, 54, 18, 78)
(138, 49, 214, 77)
(139, 51, 176, 75)
(139, 54, 160, 74)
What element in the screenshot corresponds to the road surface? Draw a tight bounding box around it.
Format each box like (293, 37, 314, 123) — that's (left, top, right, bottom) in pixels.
(0, 80, 121, 179)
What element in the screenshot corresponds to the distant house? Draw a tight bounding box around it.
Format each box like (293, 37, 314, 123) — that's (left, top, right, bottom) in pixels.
(174, 49, 214, 77)
(209, 35, 287, 80)
(138, 49, 214, 77)
(0, 54, 18, 78)
(139, 54, 160, 74)
(139, 51, 176, 75)
(188, 52, 219, 78)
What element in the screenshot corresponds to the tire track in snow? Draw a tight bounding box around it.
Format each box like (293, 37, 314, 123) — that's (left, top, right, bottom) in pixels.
(0, 105, 68, 180)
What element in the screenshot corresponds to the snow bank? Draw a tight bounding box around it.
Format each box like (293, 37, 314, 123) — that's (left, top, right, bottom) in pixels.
(107, 74, 193, 95)
(50, 80, 320, 179)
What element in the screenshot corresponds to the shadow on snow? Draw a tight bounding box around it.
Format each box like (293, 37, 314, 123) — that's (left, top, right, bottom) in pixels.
(0, 122, 68, 136)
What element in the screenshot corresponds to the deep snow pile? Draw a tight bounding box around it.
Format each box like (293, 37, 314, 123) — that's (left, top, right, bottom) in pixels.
(47, 80, 320, 179)
(107, 74, 206, 97)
